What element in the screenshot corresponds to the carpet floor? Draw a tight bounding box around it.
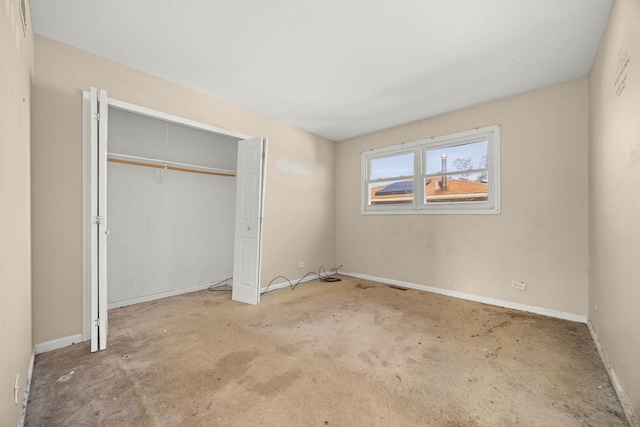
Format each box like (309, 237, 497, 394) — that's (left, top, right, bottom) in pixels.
(25, 275, 628, 426)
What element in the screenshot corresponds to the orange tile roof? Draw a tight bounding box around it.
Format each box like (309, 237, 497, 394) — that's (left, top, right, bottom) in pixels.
(370, 179, 488, 204)
(427, 178, 488, 196)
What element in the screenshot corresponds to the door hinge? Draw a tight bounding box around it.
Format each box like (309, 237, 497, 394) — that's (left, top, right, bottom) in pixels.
(94, 216, 105, 225)
(94, 318, 101, 327)
(94, 112, 100, 121)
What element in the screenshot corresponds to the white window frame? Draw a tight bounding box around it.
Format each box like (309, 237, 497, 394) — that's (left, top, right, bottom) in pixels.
(361, 125, 500, 215)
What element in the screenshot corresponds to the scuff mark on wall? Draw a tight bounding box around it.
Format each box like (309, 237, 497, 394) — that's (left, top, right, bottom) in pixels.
(275, 158, 311, 176)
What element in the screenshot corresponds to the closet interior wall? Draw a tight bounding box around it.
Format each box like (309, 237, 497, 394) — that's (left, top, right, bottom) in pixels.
(107, 107, 240, 308)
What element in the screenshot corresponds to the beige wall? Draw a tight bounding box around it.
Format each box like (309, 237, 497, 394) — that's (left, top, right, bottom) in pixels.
(336, 79, 589, 317)
(0, 0, 33, 425)
(32, 36, 336, 345)
(22, 5, 640, 424)
(589, 0, 640, 423)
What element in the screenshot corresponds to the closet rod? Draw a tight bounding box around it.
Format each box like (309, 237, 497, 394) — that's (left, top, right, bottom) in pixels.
(106, 153, 235, 177)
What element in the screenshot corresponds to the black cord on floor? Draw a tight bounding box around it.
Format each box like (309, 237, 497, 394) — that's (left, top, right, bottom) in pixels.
(261, 265, 343, 296)
(318, 265, 343, 282)
(208, 277, 233, 291)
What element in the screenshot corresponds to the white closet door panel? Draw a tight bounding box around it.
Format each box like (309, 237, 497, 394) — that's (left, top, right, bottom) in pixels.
(97, 88, 109, 351)
(90, 87, 109, 351)
(90, 87, 99, 352)
(232, 138, 266, 305)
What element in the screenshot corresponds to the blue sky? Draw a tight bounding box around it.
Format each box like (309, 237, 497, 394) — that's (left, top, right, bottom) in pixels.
(370, 140, 487, 180)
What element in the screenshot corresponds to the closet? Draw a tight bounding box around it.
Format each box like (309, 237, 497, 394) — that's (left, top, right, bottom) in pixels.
(83, 88, 267, 352)
(106, 108, 239, 308)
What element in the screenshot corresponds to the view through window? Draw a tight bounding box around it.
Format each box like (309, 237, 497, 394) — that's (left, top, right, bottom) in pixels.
(362, 125, 500, 214)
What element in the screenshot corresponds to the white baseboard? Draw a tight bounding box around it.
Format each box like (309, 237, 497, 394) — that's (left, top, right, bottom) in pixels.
(260, 273, 320, 294)
(18, 349, 35, 426)
(108, 281, 228, 310)
(35, 334, 84, 355)
(344, 272, 587, 323)
(588, 321, 639, 427)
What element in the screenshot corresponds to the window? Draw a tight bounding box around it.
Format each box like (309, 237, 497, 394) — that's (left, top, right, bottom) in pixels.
(362, 125, 500, 214)
(367, 152, 415, 205)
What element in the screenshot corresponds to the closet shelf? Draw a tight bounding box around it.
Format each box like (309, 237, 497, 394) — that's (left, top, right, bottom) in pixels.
(106, 153, 235, 177)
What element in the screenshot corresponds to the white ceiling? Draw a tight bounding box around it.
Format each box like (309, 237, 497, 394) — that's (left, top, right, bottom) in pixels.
(31, 0, 612, 141)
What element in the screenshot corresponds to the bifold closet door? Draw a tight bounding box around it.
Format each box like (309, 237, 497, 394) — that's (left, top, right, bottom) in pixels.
(90, 87, 109, 352)
(232, 137, 267, 305)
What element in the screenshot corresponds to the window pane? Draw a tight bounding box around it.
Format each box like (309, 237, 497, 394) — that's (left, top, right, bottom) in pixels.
(425, 174, 488, 204)
(371, 152, 413, 180)
(425, 140, 487, 176)
(369, 180, 414, 205)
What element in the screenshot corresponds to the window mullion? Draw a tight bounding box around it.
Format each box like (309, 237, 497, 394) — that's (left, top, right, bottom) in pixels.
(415, 147, 424, 209)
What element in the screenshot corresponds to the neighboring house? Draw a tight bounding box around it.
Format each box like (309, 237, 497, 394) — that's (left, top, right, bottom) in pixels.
(371, 178, 488, 204)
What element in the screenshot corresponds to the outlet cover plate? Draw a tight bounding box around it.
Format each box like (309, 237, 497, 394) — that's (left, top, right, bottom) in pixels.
(512, 280, 526, 291)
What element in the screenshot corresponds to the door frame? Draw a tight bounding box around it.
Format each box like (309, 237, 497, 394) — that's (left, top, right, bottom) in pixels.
(82, 91, 259, 347)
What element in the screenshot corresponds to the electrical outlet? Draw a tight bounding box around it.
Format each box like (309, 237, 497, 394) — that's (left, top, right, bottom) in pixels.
(298, 261, 305, 268)
(594, 301, 598, 311)
(511, 280, 526, 291)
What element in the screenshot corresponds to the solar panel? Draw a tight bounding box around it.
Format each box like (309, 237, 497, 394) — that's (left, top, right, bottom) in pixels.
(375, 181, 413, 195)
